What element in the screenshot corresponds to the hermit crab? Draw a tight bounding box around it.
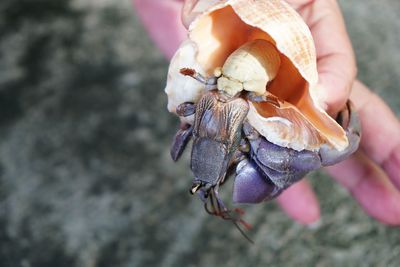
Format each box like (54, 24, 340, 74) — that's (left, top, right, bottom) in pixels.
(166, 0, 361, 239)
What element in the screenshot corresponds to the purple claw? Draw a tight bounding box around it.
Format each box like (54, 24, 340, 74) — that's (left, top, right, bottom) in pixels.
(233, 159, 278, 203)
(232, 101, 361, 204)
(170, 124, 193, 161)
(254, 138, 322, 173)
(319, 100, 361, 166)
(243, 129, 321, 190)
(251, 155, 309, 190)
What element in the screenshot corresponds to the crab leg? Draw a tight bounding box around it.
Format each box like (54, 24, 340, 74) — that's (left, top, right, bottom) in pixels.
(233, 159, 278, 203)
(176, 102, 196, 117)
(246, 91, 281, 108)
(209, 188, 254, 243)
(180, 68, 218, 91)
(170, 123, 193, 161)
(319, 101, 361, 166)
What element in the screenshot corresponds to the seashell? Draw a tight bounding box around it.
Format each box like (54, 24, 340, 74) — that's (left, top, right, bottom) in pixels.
(165, 0, 349, 152)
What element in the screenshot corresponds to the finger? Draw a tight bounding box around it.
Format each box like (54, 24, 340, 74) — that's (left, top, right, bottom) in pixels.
(277, 179, 320, 225)
(326, 151, 400, 225)
(350, 80, 400, 190)
(133, 0, 187, 58)
(285, 0, 314, 9)
(182, 0, 199, 28)
(183, 0, 224, 29)
(300, 0, 356, 114)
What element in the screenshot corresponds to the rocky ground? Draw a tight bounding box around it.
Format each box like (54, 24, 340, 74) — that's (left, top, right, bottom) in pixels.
(0, 0, 399, 266)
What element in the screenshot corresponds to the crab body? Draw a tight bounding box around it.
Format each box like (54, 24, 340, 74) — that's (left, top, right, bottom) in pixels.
(189, 91, 249, 192)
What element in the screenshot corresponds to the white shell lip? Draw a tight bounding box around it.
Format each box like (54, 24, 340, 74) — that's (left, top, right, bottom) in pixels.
(165, 40, 205, 124)
(165, 0, 349, 152)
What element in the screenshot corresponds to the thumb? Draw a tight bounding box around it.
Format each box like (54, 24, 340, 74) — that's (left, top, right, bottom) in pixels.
(317, 53, 357, 116)
(182, 0, 199, 28)
(306, 0, 357, 115)
(133, 0, 187, 59)
(183, 0, 222, 28)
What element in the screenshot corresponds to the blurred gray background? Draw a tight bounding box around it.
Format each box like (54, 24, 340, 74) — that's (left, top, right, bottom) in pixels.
(0, 0, 399, 266)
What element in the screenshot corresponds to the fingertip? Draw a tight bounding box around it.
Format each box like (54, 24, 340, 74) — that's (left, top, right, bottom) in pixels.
(182, 0, 199, 28)
(277, 180, 321, 225)
(319, 77, 349, 115)
(382, 145, 400, 191)
(133, 0, 187, 59)
(318, 58, 356, 115)
(352, 171, 400, 226)
(306, 0, 357, 114)
(351, 81, 400, 192)
(328, 153, 400, 226)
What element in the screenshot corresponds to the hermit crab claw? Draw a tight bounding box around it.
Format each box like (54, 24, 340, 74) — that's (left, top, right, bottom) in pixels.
(233, 159, 277, 203)
(233, 100, 361, 204)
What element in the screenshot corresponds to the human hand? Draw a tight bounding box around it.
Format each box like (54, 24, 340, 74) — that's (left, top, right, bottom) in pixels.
(133, 0, 400, 225)
(279, 80, 400, 225)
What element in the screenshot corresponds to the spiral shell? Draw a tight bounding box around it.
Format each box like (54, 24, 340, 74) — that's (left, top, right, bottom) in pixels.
(165, 0, 349, 152)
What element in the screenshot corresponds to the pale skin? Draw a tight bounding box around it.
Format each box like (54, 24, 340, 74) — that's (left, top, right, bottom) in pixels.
(133, 0, 400, 225)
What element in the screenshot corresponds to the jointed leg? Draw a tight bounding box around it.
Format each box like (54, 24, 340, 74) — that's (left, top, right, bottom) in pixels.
(180, 68, 218, 90)
(242, 121, 260, 141)
(222, 149, 247, 186)
(247, 91, 281, 108)
(202, 187, 253, 243)
(176, 102, 196, 117)
(170, 123, 193, 161)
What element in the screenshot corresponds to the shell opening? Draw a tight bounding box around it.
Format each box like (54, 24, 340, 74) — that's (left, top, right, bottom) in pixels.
(189, 4, 347, 151)
(190, 6, 307, 104)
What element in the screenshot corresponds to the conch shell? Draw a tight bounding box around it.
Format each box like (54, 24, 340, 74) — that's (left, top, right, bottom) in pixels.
(165, 0, 349, 152)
